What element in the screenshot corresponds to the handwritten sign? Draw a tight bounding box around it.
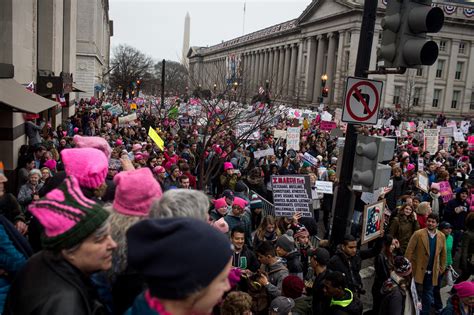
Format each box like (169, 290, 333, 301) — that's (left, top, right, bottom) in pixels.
(320, 121, 337, 131)
(439, 181, 453, 204)
(118, 113, 137, 127)
(424, 129, 439, 155)
(274, 129, 287, 139)
(303, 152, 318, 166)
(439, 127, 454, 137)
(315, 181, 333, 194)
(271, 175, 313, 217)
(286, 127, 301, 151)
(253, 148, 275, 159)
(453, 131, 465, 142)
(148, 127, 164, 151)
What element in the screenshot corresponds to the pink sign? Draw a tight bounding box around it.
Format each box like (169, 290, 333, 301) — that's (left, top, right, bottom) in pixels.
(468, 135, 474, 151)
(439, 181, 453, 204)
(320, 121, 337, 131)
(470, 188, 474, 212)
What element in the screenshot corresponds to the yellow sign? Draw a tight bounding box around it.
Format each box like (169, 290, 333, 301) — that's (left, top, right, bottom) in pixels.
(148, 127, 164, 151)
(130, 103, 137, 110)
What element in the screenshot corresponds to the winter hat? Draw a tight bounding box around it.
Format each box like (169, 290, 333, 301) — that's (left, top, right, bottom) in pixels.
(134, 153, 144, 161)
(294, 226, 309, 239)
(438, 221, 452, 230)
(416, 201, 431, 215)
(327, 169, 336, 177)
(132, 143, 142, 152)
(127, 217, 233, 300)
(234, 181, 247, 193)
(213, 198, 227, 210)
(211, 217, 229, 234)
(393, 256, 412, 277)
(430, 182, 441, 191)
(233, 197, 248, 209)
(73, 135, 112, 159)
(28, 176, 109, 250)
(406, 164, 415, 172)
(224, 162, 234, 171)
(153, 166, 166, 175)
(222, 189, 234, 200)
(250, 194, 263, 209)
(270, 296, 295, 315)
(43, 159, 57, 171)
(276, 230, 295, 253)
(113, 168, 162, 216)
(453, 281, 474, 299)
(282, 275, 304, 299)
(108, 158, 121, 171)
(0, 161, 7, 183)
(115, 139, 123, 146)
(61, 148, 108, 189)
(308, 247, 330, 265)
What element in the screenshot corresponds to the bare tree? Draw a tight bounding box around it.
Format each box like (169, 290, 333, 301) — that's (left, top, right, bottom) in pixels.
(152, 60, 188, 96)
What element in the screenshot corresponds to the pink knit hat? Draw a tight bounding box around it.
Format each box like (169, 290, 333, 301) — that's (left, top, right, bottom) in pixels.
(61, 148, 108, 189)
(233, 197, 248, 209)
(224, 162, 234, 171)
(43, 159, 57, 171)
(116, 139, 123, 146)
(213, 198, 227, 209)
(73, 135, 112, 159)
(153, 166, 166, 174)
(132, 144, 142, 152)
(113, 168, 162, 216)
(211, 217, 229, 234)
(406, 164, 415, 172)
(453, 281, 474, 299)
(430, 182, 441, 191)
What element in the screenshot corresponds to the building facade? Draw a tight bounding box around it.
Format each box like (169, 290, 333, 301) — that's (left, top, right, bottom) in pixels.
(188, 0, 474, 118)
(75, 0, 113, 99)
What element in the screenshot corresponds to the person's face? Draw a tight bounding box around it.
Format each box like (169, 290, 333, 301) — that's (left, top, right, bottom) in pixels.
(191, 144, 197, 151)
(62, 225, 117, 274)
(460, 192, 468, 200)
(297, 235, 309, 245)
(231, 232, 245, 251)
(167, 146, 175, 154)
(342, 241, 357, 257)
(412, 199, 420, 209)
(108, 169, 118, 178)
(265, 223, 275, 233)
(180, 178, 190, 189)
(41, 170, 50, 180)
(27, 161, 35, 169)
(226, 169, 234, 175)
(429, 164, 437, 172)
(275, 246, 287, 257)
(60, 139, 66, 146)
(257, 253, 270, 265)
(426, 218, 438, 231)
(225, 197, 233, 206)
(441, 227, 452, 236)
(232, 205, 244, 216)
(394, 170, 401, 177)
(431, 188, 439, 194)
(172, 168, 180, 178)
(389, 239, 397, 253)
(403, 206, 413, 216)
(405, 198, 413, 207)
(29, 174, 40, 185)
(323, 280, 341, 298)
(156, 157, 163, 165)
(460, 295, 474, 307)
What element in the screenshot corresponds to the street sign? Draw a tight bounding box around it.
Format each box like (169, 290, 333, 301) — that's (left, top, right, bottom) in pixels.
(342, 77, 383, 125)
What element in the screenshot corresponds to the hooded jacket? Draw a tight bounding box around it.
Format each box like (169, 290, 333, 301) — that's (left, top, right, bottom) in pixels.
(328, 289, 363, 315)
(378, 274, 419, 315)
(444, 191, 469, 230)
(263, 260, 289, 299)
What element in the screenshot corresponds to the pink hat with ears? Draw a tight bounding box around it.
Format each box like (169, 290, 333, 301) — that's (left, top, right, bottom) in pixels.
(73, 127, 79, 133)
(211, 217, 229, 234)
(233, 197, 248, 209)
(213, 198, 227, 209)
(73, 135, 112, 159)
(116, 139, 123, 146)
(402, 151, 410, 158)
(406, 164, 415, 172)
(223, 162, 234, 171)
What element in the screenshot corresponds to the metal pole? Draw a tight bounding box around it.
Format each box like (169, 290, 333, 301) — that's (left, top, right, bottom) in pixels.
(330, 0, 377, 248)
(160, 59, 165, 115)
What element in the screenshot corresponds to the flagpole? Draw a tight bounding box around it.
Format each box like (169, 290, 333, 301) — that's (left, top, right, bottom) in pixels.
(242, 1, 246, 35)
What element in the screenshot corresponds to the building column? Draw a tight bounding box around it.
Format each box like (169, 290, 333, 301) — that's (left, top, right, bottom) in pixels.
(305, 36, 317, 102)
(262, 49, 269, 83)
(272, 47, 279, 91)
(348, 29, 360, 76)
(277, 46, 285, 95)
(268, 49, 274, 90)
(282, 45, 291, 96)
(334, 31, 345, 105)
(443, 41, 459, 114)
(295, 39, 304, 102)
(254, 51, 260, 89)
(326, 32, 337, 105)
(289, 43, 298, 98)
(258, 50, 265, 87)
(462, 41, 474, 116)
(313, 35, 326, 103)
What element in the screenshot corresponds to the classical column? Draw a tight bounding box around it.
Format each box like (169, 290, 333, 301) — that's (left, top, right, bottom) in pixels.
(334, 31, 345, 104)
(295, 39, 304, 101)
(258, 50, 265, 86)
(282, 45, 291, 96)
(305, 36, 317, 102)
(254, 51, 260, 89)
(272, 47, 279, 90)
(326, 32, 337, 104)
(313, 34, 327, 103)
(262, 49, 269, 82)
(268, 49, 274, 89)
(289, 43, 298, 97)
(277, 46, 285, 94)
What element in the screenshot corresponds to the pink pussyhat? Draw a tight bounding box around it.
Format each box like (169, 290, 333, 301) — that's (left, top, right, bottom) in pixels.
(213, 198, 227, 209)
(73, 135, 112, 159)
(61, 148, 108, 189)
(233, 197, 248, 209)
(223, 162, 234, 171)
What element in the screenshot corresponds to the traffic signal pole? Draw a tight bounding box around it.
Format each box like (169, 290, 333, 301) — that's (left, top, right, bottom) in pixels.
(330, 0, 378, 248)
(160, 59, 166, 117)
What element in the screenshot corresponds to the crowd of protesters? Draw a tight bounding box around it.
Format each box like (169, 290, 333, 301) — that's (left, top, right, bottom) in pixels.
(0, 94, 473, 315)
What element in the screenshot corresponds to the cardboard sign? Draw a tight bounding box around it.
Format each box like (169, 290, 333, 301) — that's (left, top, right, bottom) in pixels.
(418, 157, 424, 172)
(320, 121, 337, 131)
(303, 152, 318, 166)
(118, 113, 137, 127)
(148, 127, 164, 151)
(274, 129, 287, 139)
(395, 130, 401, 137)
(439, 181, 453, 204)
(315, 181, 333, 194)
(253, 148, 275, 159)
(271, 175, 313, 218)
(439, 127, 454, 137)
(424, 129, 439, 154)
(286, 127, 301, 151)
(417, 172, 429, 193)
(453, 131, 465, 142)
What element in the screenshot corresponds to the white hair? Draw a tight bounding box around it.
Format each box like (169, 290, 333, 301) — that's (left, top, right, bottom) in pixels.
(149, 189, 209, 222)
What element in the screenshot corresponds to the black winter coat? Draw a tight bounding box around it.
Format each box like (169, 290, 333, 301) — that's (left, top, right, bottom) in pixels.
(285, 250, 303, 277)
(4, 251, 108, 315)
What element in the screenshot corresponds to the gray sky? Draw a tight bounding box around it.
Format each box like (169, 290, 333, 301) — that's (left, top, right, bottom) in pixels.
(109, 0, 309, 63)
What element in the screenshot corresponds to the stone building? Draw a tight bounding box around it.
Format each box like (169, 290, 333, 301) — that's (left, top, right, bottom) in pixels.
(188, 0, 474, 118)
(75, 0, 113, 99)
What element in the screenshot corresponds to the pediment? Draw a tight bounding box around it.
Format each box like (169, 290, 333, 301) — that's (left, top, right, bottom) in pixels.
(297, 0, 356, 24)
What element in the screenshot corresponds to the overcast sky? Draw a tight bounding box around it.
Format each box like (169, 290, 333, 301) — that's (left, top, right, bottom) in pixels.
(109, 0, 309, 63)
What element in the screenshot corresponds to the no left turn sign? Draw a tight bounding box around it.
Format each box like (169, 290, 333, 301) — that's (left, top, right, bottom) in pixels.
(342, 77, 383, 125)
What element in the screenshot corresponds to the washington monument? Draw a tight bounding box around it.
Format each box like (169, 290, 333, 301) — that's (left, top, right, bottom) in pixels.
(182, 12, 190, 67)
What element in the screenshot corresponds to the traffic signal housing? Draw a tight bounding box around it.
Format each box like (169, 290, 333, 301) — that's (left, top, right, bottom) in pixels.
(351, 135, 395, 192)
(322, 87, 329, 97)
(379, 0, 444, 68)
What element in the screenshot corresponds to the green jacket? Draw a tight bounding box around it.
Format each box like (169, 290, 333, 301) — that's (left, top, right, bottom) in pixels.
(446, 234, 453, 266)
(292, 295, 312, 315)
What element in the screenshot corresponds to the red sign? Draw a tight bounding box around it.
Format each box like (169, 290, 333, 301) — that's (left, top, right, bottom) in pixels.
(320, 121, 337, 131)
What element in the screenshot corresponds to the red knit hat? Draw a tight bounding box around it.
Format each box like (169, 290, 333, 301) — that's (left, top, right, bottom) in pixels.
(282, 275, 304, 299)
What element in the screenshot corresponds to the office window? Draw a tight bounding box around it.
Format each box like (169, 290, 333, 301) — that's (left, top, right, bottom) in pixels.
(393, 86, 401, 105)
(439, 40, 446, 52)
(459, 41, 465, 54)
(433, 89, 441, 108)
(451, 91, 460, 109)
(413, 87, 422, 106)
(416, 67, 423, 76)
(436, 60, 445, 78)
(455, 62, 463, 80)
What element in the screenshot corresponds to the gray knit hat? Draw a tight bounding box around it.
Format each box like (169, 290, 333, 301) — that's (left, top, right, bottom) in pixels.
(276, 230, 295, 252)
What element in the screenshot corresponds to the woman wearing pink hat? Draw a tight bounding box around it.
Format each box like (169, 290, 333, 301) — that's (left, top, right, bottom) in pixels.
(219, 162, 238, 194)
(441, 281, 474, 315)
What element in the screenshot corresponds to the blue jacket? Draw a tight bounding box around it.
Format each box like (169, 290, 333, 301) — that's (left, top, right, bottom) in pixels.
(125, 293, 159, 315)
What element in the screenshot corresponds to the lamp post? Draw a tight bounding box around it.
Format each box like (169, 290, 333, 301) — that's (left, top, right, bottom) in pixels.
(320, 73, 328, 103)
(233, 81, 238, 101)
(213, 83, 217, 97)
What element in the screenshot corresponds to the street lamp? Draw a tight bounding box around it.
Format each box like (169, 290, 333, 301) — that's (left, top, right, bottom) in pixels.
(233, 81, 238, 91)
(213, 83, 217, 93)
(265, 80, 269, 91)
(321, 73, 329, 99)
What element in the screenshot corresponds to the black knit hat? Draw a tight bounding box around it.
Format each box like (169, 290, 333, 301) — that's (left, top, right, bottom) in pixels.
(127, 217, 233, 300)
(394, 256, 412, 277)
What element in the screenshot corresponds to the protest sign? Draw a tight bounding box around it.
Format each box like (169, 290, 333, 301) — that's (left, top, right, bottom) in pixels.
(274, 129, 287, 139)
(418, 157, 424, 172)
(253, 148, 275, 159)
(439, 181, 453, 204)
(321, 111, 332, 122)
(315, 181, 333, 194)
(118, 113, 137, 127)
(303, 152, 319, 166)
(148, 127, 164, 151)
(439, 127, 453, 137)
(337, 137, 345, 148)
(447, 121, 457, 129)
(395, 130, 401, 137)
(286, 127, 301, 151)
(108, 105, 123, 115)
(362, 200, 385, 244)
(416, 172, 429, 193)
(424, 129, 439, 154)
(460, 121, 470, 134)
(453, 131, 465, 142)
(361, 188, 382, 205)
(271, 175, 313, 217)
(334, 108, 342, 125)
(320, 121, 337, 131)
(470, 188, 474, 212)
(237, 123, 260, 140)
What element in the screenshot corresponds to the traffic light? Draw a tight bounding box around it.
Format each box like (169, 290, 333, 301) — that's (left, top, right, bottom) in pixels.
(136, 79, 141, 86)
(379, 0, 444, 68)
(352, 135, 395, 192)
(322, 87, 329, 97)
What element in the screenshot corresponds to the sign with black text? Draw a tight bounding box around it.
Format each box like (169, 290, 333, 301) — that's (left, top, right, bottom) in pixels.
(271, 175, 313, 218)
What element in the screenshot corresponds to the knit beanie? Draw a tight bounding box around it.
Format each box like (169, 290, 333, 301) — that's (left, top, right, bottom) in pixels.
(233, 197, 248, 209)
(73, 135, 112, 159)
(430, 182, 441, 191)
(294, 226, 309, 239)
(453, 281, 474, 299)
(127, 217, 233, 300)
(224, 162, 234, 171)
(235, 181, 247, 193)
(28, 176, 109, 250)
(43, 159, 57, 171)
(113, 168, 163, 216)
(282, 275, 304, 299)
(416, 201, 431, 215)
(61, 148, 108, 189)
(213, 198, 227, 210)
(250, 194, 263, 209)
(132, 144, 142, 152)
(276, 230, 295, 252)
(393, 256, 412, 277)
(406, 164, 415, 172)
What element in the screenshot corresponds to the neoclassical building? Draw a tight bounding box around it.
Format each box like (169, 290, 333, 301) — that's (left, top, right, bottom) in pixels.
(188, 0, 474, 118)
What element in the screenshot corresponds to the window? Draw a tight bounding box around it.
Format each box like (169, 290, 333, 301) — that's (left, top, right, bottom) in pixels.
(413, 87, 422, 106)
(436, 60, 445, 78)
(455, 62, 463, 80)
(416, 67, 423, 76)
(459, 42, 465, 54)
(439, 40, 446, 52)
(471, 92, 474, 110)
(433, 89, 441, 108)
(451, 91, 460, 109)
(393, 86, 401, 105)
(378, 32, 382, 45)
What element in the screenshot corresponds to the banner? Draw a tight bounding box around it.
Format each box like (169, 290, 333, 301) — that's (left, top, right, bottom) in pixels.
(271, 175, 313, 217)
(253, 148, 275, 159)
(320, 121, 337, 131)
(439, 181, 454, 204)
(118, 113, 137, 127)
(424, 129, 439, 155)
(286, 127, 301, 151)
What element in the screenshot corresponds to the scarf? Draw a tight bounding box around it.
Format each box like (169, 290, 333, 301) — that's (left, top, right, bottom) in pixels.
(430, 191, 440, 215)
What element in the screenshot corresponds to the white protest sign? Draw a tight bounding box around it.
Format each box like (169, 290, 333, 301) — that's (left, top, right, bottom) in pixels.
(271, 175, 313, 217)
(118, 113, 137, 127)
(439, 127, 454, 137)
(303, 152, 319, 166)
(424, 129, 439, 154)
(321, 111, 332, 122)
(418, 157, 424, 172)
(315, 181, 333, 194)
(460, 121, 470, 134)
(253, 148, 275, 159)
(361, 188, 382, 205)
(286, 127, 301, 151)
(274, 129, 287, 139)
(337, 137, 345, 148)
(454, 131, 465, 142)
(237, 123, 260, 140)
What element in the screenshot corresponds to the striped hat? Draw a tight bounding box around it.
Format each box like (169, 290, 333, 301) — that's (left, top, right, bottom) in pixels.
(29, 176, 109, 250)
